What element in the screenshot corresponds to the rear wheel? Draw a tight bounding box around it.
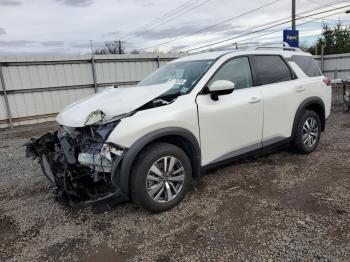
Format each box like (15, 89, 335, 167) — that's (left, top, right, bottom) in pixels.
(130, 143, 192, 212)
(292, 110, 321, 154)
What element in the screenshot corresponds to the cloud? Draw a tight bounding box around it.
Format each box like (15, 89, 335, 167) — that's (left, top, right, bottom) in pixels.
(56, 0, 93, 7)
(0, 0, 333, 54)
(142, 2, 155, 7)
(169, 44, 187, 51)
(102, 30, 121, 38)
(0, 40, 35, 47)
(40, 41, 65, 46)
(0, 48, 76, 56)
(0, 40, 105, 55)
(69, 40, 104, 49)
(0, 0, 21, 5)
(136, 21, 236, 40)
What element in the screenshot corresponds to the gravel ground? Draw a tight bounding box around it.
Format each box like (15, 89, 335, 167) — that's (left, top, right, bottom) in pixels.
(0, 106, 349, 262)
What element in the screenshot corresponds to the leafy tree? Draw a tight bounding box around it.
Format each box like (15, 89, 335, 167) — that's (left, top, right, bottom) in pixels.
(307, 22, 350, 55)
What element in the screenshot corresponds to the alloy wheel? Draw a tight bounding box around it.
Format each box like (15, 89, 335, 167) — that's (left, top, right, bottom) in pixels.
(302, 117, 319, 148)
(146, 156, 185, 203)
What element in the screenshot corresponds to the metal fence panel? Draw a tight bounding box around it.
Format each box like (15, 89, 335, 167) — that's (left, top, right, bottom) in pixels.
(0, 53, 184, 128)
(315, 53, 350, 79)
(0, 79, 7, 120)
(1, 52, 349, 128)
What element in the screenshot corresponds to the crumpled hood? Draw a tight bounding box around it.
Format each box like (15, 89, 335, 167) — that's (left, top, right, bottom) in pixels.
(56, 82, 174, 127)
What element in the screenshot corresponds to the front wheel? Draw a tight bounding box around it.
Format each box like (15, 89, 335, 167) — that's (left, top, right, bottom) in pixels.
(130, 143, 192, 213)
(292, 110, 321, 154)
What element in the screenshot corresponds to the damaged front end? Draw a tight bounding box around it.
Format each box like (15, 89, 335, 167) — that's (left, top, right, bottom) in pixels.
(26, 120, 128, 207)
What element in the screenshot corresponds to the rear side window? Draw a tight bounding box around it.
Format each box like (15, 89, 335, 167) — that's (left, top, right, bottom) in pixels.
(292, 55, 322, 77)
(252, 55, 292, 85)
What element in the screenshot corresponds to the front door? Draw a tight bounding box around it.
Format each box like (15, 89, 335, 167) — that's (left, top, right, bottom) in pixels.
(196, 56, 263, 165)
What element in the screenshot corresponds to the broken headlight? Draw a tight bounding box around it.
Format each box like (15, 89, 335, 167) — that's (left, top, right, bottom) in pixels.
(94, 121, 120, 141)
(84, 110, 105, 126)
(91, 112, 134, 141)
(95, 121, 126, 159)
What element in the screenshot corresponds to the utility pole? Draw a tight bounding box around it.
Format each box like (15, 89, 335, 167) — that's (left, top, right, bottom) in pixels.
(292, 0, 296, 30)
(90, 40, 93, 54)
(118, 40, 122, 54)
(321, 45, 325, 73)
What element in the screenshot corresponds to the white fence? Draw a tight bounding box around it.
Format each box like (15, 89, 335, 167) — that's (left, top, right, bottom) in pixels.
(0, 53, 182, 128)
(1, 52, 349, 129)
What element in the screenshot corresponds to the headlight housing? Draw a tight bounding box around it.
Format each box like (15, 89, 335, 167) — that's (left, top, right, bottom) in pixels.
(94, 121, 120, 141)
(84, 110, 105, 126)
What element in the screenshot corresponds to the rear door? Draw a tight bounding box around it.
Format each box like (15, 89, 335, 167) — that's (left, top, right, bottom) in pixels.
(196, 56, 263, 165)
(291, 55, 331, 118)
(250, 55, 303, 145)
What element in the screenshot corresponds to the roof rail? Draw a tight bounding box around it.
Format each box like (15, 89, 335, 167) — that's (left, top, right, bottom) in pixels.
(193, 42, 303, 54)
(251, 42, 302, 52)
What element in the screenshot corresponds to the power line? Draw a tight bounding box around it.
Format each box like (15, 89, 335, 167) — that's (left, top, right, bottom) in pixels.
(124, 0, 203, 40)
(133, 0, 200, 31)
(237, 10, 348, 45)
(125, 0, 212, 41)
(140, 0, 349, 51)
(181, 0, 350, 52)
(304, 0, 319, 5)
(182, 3, 350, 52)
(140, 0, 282, 50)
(297, 16, 350, 23)
(201, 10, 347, 52)
(215, 0, 350, 38)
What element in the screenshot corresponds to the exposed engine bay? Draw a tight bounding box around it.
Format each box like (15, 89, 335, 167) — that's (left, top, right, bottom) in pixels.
(25, 120, 128, 207)
(25, 92, 178, 207)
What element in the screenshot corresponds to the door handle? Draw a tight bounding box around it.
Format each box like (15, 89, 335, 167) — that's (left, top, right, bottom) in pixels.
(296, 86, 306, 92)
(248, 97, 261, 104)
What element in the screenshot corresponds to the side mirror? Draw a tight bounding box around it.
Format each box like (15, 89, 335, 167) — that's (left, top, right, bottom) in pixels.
(207, 80, 235, 101)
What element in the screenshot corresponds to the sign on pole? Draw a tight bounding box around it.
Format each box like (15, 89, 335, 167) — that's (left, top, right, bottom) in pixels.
(283, 30, 299, 48)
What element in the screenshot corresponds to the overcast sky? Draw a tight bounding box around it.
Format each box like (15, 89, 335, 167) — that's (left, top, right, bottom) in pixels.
(0, 0, 349, 55)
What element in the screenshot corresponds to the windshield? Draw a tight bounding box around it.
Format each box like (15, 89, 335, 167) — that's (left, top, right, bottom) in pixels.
(138, 60, 214, 96)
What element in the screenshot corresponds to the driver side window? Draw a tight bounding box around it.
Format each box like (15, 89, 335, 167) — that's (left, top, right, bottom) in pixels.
(209, 57, 253, 90)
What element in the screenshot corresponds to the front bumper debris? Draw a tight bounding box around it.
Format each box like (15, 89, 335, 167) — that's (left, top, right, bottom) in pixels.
(25, 126, 128, 208)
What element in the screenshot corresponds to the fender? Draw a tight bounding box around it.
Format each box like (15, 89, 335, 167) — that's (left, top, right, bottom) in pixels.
(292, 96, 325, 137)
(116, 127, 201, 196)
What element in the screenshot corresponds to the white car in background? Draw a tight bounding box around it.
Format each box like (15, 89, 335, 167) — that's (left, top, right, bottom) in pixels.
(26, 46, 332, 212)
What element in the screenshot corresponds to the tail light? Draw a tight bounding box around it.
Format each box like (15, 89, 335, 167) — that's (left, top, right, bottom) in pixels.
(323, 77, 331, 86)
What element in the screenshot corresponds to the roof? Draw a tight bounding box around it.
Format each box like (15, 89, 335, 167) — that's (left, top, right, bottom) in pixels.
(172, 49, 311, 63)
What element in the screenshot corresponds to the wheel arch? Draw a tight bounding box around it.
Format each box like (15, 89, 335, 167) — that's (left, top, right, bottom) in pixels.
(292, 96, 326, 138)
(116, 127, 201, 196)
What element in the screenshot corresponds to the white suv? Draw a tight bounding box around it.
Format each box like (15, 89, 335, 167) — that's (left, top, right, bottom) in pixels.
(26, 48, 332, 212)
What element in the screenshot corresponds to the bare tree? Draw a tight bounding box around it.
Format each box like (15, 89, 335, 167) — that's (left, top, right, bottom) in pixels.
(94, 40, 125, 54)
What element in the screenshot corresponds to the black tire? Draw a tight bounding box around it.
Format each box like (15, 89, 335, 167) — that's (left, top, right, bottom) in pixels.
(130, 142, 192, 213)
(292, 109, 321, 154)
(39, 153, 57, 187)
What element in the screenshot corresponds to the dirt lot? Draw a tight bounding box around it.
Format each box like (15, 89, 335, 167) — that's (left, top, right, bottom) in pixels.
(0, 107, 349, 262)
